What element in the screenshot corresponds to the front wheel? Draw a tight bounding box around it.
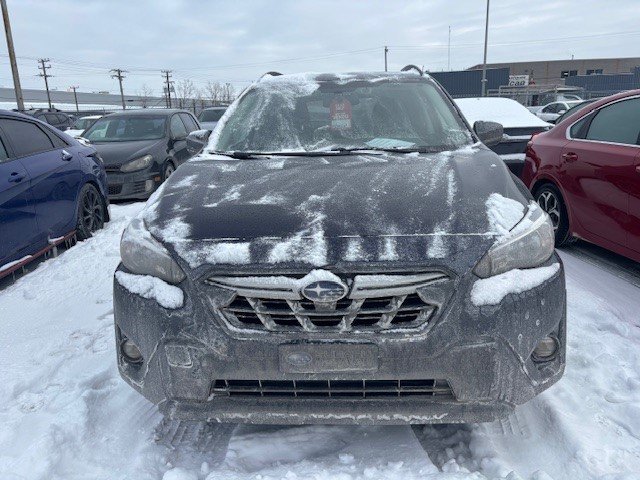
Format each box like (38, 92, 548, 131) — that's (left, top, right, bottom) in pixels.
(535, 183, 573, 246)
(163, 162, 175, 180)
(76, 183, 106, 240)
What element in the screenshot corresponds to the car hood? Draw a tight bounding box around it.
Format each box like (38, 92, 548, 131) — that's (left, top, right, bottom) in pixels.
(92, 139, 163, 167)
(142, 145, 530, 273)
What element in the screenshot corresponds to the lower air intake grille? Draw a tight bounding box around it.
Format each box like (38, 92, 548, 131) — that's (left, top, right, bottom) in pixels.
(210, 379, 454, 399)
(107, 184, 122, 195)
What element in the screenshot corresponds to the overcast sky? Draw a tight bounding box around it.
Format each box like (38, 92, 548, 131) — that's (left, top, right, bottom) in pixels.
(1, 0, 639, 97)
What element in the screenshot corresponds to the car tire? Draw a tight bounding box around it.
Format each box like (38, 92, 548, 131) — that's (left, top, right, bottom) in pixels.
(534, 183, 574, 247)
(75, 183, 106, 240)
(163, 162, 175, 180)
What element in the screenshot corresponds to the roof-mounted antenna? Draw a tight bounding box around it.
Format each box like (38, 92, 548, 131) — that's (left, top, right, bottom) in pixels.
(401, 65, 424, 76)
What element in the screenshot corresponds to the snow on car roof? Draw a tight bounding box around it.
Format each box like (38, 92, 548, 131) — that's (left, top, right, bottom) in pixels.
(455, 97, 551, 129)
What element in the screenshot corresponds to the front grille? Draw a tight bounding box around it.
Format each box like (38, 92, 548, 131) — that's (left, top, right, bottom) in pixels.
(108, 184, 122, 195)
(207, 271, 449, 332)
(210, 379, 454, 399)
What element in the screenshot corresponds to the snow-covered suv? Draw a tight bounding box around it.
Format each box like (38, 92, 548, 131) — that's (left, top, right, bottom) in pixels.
(113, 71, 566, 424)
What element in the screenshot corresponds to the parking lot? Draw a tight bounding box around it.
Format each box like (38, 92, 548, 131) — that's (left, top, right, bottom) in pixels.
(0, 202, 638, 480)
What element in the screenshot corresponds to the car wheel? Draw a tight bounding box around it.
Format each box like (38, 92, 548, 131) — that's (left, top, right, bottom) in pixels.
(535, 183, 574, 246)
(163, 162, 175, 180)
(76, 183, 106, 240)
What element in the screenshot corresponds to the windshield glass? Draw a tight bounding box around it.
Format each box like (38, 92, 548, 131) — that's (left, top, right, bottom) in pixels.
(212, 77, 473, 153)
(83, 116, 166, 142)
(72, 117, 98, 131)
(199, 109, 225, 122)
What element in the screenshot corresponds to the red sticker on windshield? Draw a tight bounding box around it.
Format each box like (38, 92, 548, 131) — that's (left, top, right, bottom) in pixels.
(330, 98, 352, 130)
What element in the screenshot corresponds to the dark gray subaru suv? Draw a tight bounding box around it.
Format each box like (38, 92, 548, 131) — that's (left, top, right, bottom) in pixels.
(113, 71, 565, 425)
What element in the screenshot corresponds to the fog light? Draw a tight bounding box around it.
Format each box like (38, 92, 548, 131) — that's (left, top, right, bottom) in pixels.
(144, 180, 154, 192)
(532, 336, 558, 362)
(121, 338, 143, 363)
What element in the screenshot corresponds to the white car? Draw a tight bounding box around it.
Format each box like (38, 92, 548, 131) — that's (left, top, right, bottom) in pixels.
(534, 101, 583, 123)
(65, 114, 102, 137)
(455, 97, 551, 176)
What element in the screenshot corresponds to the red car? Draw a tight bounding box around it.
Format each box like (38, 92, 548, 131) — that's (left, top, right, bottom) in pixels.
(521, 89, 640, 262)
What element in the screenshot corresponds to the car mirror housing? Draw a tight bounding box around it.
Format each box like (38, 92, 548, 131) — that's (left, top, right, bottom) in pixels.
(473, 120, 504, 147)
(186, 129, 211, 155)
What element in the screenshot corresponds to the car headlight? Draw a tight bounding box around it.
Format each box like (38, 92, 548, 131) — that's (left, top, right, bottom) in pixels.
(120, 154, 153, 173)
(120, 218, 185, 284)
(474, 204, 555, 278)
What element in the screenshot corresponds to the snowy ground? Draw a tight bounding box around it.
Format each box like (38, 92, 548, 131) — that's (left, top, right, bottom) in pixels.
(1, 203, 640, 480)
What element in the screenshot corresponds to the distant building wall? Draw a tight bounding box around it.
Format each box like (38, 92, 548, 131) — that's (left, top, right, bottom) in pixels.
(565, 67, 640, 97)
(429, 68, 510, 97)
(467, 57, 640, 86)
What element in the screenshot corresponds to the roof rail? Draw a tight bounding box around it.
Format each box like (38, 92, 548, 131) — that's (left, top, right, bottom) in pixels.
(401, 65, 424, 76)
(259, 71, 283, 81)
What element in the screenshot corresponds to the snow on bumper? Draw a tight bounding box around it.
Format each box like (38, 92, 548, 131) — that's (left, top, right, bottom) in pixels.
(112, 256, 565, 425)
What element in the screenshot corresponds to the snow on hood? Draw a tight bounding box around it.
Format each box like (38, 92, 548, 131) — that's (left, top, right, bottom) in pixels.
(138, 145, 529, 272)
(455, 97, 551, 129)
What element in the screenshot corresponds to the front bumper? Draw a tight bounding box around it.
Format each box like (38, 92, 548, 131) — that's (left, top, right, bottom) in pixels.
(106, 169, 162, 200)
(113, 257, 566, 425)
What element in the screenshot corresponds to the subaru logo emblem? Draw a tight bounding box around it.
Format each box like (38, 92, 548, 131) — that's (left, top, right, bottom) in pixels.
(301, 280, 347, 302)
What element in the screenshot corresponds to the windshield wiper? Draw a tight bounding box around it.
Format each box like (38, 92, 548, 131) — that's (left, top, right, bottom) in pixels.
(211, 150, 362, 159)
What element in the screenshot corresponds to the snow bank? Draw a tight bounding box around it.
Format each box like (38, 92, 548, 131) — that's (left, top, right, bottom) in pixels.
(470, 263, 560, 306)
(115, 271, 184, 309)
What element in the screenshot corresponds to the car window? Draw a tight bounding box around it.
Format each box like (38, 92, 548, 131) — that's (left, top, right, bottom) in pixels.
(179, 113, 198, 133)
(585, 98, 640, 145)
(83, 116, 166, 142)
(542, 103, 557, 114)
(0, 118, 54, 157)
(47, 131, 68, 148)
(0, 136, 9, 163)
(45, 114, 59, 124)
(56, 114, 68, 124)
(199, 109, 225, 122)
(170, 114, 188, 138)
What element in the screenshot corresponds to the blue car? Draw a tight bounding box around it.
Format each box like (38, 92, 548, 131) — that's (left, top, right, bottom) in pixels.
(0, 110, 109, 276)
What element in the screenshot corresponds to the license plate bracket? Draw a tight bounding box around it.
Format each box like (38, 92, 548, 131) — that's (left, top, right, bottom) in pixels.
(279, 343, 379, 374)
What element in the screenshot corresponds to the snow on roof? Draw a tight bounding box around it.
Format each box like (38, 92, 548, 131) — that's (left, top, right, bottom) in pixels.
(455, 97, 551, 128)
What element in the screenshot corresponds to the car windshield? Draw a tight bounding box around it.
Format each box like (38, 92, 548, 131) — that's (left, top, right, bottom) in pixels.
(199, 109, 225, 122)
(72, 117, 98, 130)
(212, 76, 473, 153)
(82, 116, 166, 142)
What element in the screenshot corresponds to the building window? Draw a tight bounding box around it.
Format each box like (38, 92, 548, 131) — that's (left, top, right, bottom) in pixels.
(561, 70, 579, 78)
(586, 69, 603, 75)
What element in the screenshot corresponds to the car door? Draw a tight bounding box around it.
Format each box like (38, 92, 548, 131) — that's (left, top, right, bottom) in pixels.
(0, 118, 82, 240)
(169, 114, 190, 166)
(178, 113, 201, 159)
(561, 97, 640, 248)
(538, 103, 559, 122)
(0, 133, 39, 266)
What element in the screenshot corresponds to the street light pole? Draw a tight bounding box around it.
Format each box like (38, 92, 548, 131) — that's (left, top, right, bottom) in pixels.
(384, 46, 388, 72)
(481, 0, 490, 96)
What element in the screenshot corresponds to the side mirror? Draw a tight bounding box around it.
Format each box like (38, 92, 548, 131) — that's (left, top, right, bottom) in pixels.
(186, 129, 211, 155)
(473, 121, 504, 147)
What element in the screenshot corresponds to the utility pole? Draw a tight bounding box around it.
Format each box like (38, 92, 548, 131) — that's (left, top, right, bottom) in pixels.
(162, 70, 173, 108)
(384, 46, 388, 72)
(447, 26, 451, 71)
(70, 85, 79, 112)
(38, 58, 53, 109)
(481, 0, 490, 97)
(111, 68, 127, 110)
(1, 0, 24, 110)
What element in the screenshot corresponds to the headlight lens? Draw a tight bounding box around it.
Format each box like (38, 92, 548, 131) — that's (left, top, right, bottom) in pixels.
(474, 204, 555, 278)
(120, 218, 185, 284)
(120, 154, 153, 173)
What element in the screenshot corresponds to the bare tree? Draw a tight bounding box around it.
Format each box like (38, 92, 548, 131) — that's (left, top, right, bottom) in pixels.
(221, 82, 236, 104)
(136, 83, 154, 108)
(204, 80, 222, 105)
(175, 79, 195, 109)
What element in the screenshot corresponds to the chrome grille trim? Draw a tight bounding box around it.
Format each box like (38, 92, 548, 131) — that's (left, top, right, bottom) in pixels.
(206, 271, 449, 332)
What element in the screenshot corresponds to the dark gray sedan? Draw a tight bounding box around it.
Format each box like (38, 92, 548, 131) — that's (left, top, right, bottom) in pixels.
(113, 71, 565, 425)
(82, 109, 200, 200)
